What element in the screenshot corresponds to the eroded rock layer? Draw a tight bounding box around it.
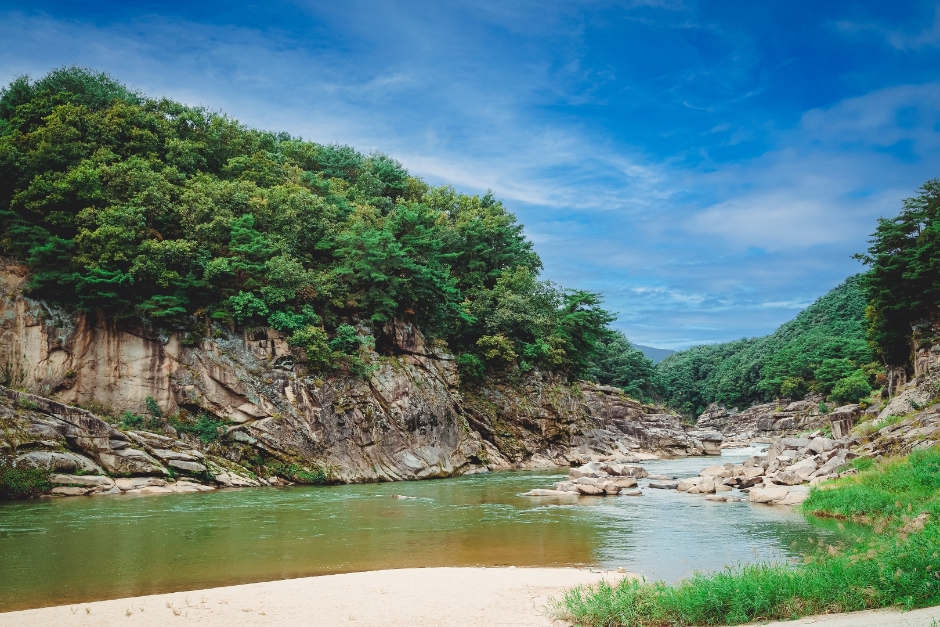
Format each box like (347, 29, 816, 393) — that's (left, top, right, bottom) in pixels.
(0, 261, 721, 493)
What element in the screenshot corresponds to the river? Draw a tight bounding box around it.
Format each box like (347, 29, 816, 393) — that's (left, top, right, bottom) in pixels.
(0, 446, 862, 611)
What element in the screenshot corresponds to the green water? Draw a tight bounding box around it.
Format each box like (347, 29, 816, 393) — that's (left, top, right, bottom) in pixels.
(0, 448, 862, 611)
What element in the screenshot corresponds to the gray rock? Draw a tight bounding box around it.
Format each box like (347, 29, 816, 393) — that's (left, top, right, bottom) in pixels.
(522, 489, 573, 497)
(50, 474, 114, 488)
(648, 481, 679, 489)
(15, 451, 103, 474)
(51, 486, 92, 496)
(168, 460, 208, 474)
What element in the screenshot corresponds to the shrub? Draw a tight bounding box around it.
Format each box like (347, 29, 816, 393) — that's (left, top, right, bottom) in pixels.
(268, 462, 328, 484)
(779, 376, 808, 399)
(171, 413, 227, 443)
(145, 396, 163, 418)
(457, 353, 485, 381)
(0, 460, 52, 497)
(829, 373, 872, 405)
(287, 325, 335, 371)
(120, 411, 144, 429)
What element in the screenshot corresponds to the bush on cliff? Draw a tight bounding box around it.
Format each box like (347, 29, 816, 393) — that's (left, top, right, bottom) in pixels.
(0, 67, 633, 383)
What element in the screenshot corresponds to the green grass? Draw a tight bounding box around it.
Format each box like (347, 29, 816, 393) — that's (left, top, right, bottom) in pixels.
(554, 448, 940, 627)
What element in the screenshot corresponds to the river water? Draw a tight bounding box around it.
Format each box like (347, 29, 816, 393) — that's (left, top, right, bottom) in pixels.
(0, 446, 862, 611)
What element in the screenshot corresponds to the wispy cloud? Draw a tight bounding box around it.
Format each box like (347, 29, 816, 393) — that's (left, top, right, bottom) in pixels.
(0, 1, 938, 349)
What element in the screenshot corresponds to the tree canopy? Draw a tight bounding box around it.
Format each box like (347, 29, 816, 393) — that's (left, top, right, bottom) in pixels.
(655, 276, 875, 416)
(0, 67, 636, 383)
(856, 179, 940, 366)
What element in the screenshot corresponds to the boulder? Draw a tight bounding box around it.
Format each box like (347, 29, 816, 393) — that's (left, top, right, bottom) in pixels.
(621, 465, 649, 479)
(115, 477, 167, 490)
(622, 489, 642, 496)
(698, 477, 717, 493)
(648, 481, 679, 489)
(807, 437, 835, 454)
(613, 477, 638, 488)
(677, 477, 702, 492)
(576, 484, 604, 496)
(748, 486, 790, 503)
(777, 488, 809, 506)
(15, 451, 103, 475)
(601, 481, 622, 495)
(700, 465, 731, 478)
(98, 448, 167, 476)
(773, 471, 804, 486)
(51, 486, 92, 496)
(715, 484, 732, 492)
(523, 489, 573, 496)
(138, 486, 174, 495)
(50, 474, 115, 488)
(168, 460, 208, 474)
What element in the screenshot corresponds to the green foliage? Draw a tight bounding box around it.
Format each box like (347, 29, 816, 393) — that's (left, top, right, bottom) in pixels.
(656, 276, 875, 416)
(16, 397, 40, 411)
(0, 67, 631, 381)
(287, 325, 336, 372)
(557, 448, 940, 627)
(171, 413, 227, 443)
(829, 372, 872, 405)
(457, 353, 485, 381)
(0, 459, 52, 498)
(855, 180, 940, 365)
(267, 462, 328, 484)
(145, 396, 163, 418)
(585, 329, 658, 402)
(120, 411, 144, 429)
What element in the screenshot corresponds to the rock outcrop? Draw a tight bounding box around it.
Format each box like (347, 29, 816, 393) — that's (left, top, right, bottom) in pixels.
(0, 261, 722, 496)
(695, 398, 832, 443)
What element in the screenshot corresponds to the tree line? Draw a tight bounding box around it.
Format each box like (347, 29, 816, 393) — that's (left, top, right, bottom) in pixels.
(0, 67, 656, 393)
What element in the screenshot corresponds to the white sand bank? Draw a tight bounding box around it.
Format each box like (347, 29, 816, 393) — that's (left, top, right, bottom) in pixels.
(2, 567, 938, 627)
(0, 567, 626, 627)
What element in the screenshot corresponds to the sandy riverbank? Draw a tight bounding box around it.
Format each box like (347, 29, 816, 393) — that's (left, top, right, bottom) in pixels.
(1, 567, 938, 627)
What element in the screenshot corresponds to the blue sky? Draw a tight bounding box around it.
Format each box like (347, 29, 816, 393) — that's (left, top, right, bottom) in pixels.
(2, 1, 940, 349)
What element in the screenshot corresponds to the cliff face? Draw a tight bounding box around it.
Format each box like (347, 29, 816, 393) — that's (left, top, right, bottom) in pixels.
(0, 261, 720, 491)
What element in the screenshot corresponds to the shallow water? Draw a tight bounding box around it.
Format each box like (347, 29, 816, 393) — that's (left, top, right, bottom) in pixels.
(0, 446, 862, 611)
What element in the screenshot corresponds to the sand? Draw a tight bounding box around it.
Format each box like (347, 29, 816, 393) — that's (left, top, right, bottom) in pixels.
(0, 567, 625, 627)
(1, 567, 938, 627)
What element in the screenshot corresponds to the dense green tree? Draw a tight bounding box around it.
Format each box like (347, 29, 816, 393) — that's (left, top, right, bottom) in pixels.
(655, 277, 875, 416)
(585, 329, 658, 402)
(855, 179, 940, 365)
(0, 67, 651, 387)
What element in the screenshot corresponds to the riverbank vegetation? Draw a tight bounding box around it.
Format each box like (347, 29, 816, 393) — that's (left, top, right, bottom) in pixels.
(555, 447, 940, 627)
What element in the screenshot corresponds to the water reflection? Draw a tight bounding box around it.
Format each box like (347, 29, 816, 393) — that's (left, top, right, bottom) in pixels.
(0, 446, 863, 611)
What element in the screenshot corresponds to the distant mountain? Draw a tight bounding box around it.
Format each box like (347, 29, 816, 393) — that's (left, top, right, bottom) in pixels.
(633, 344, 675, 364)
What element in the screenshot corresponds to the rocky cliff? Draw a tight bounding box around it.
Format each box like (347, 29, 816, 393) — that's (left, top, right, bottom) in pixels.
(0, 261, 721, 496)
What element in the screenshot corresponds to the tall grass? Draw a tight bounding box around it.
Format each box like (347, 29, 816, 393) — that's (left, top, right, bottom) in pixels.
(555, 448, 940, 627)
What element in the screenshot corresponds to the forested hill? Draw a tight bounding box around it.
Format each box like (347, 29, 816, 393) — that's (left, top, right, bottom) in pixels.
(0, 67, 657, 393)
(656, 276, 876, 417)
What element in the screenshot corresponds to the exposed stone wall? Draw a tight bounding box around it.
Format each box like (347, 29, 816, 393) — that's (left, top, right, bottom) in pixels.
(0, 261, 720, 493)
